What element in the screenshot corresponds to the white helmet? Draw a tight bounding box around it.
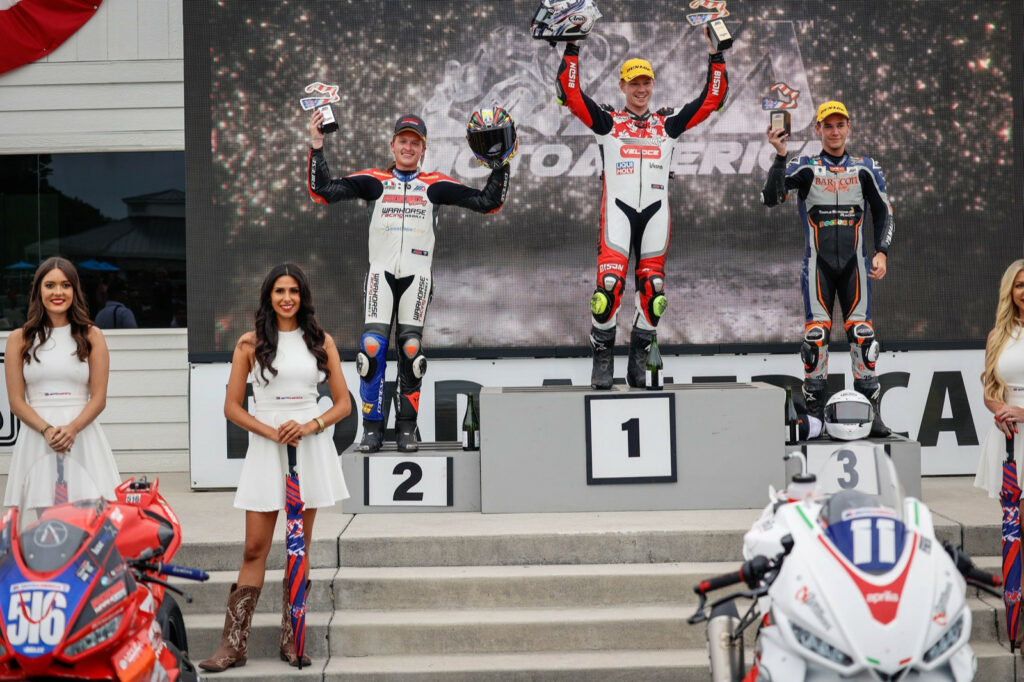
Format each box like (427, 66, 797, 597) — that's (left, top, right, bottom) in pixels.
(531, 0, 602, 43)
(823, 390, 874, 441)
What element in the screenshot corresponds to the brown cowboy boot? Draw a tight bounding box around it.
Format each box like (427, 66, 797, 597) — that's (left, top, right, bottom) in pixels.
(280, 577, 312, 667)
(199, 583, 261, 672)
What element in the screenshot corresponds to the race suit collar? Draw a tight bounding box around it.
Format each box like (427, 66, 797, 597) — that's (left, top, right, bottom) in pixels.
(392, 168, 419, 182)
(820, 150, 849, 165)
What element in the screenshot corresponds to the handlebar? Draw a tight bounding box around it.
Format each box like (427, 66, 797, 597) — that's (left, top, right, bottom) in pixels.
(688, 535, 793, 625)
(694, 555, 771, 596)
(157, 563, 210, 582)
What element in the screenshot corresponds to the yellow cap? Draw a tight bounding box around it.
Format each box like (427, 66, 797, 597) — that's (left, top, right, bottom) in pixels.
(816, 100, 849, 122)
(620, 58, 655, 82)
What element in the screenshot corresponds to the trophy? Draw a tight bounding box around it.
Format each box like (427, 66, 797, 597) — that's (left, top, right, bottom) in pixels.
(300, 81, 340, 135)
(708, 19, 733, 51)
(769, 109, 791, 137)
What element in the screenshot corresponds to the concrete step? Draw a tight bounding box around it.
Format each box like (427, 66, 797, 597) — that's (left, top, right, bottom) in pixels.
(194, 656, 325, 680)
(335, 559, 1007, 610)
(328, 598, 1002, 657)
(322, 641, 1019, 681)
(336, 509, 968, 567)
(184, 611, 333, 662)
(172, 536, 339, 572)
(173, 568, 337, 615)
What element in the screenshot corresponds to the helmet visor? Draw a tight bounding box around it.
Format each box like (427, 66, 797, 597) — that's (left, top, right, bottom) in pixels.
(824, 401, 872, 423)
(468, 126, 517, 161)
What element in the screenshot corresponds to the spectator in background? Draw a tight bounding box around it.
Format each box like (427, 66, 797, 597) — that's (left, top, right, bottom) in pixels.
(95, 278, 138, 329)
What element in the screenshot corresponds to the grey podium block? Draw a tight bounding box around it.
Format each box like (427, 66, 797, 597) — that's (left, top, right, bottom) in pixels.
(341, 442, 481, 513)
(785, 436, 922, 499)
(480, 382, 787, 513)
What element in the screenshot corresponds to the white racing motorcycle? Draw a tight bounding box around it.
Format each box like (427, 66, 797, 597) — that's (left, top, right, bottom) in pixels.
(688, 444, 1002, 681)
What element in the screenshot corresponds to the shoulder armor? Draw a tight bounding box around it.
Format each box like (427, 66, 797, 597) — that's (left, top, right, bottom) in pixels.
(599, 103, 615, 112)
(656, 106, 674, 117)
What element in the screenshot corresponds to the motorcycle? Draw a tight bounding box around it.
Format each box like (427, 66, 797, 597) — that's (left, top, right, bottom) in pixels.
(688, 444, 1002, 681)
(0, 454, 208, 680)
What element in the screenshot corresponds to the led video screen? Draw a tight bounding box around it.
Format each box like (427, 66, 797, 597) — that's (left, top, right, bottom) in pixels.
(185, 0, 1021, 356)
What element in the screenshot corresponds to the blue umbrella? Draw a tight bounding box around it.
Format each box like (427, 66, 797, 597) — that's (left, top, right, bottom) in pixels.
(4, 261, 34, 270)
(77, 259, 103, 270)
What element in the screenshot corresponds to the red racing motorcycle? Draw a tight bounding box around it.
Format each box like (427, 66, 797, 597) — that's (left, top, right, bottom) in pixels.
(0, 454, 206, 681)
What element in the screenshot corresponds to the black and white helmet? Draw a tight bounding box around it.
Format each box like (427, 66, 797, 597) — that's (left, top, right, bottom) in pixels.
(531, 0, 602, 43)
(823, 390, 874, 441)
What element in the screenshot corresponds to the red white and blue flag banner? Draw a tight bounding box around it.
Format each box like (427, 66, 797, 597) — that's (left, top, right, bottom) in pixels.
(0, 0, 102, 75)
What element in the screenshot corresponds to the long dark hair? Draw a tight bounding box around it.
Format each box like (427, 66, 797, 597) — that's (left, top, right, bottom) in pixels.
(252, 263, 329, 384)
(22, 257, 93, 364)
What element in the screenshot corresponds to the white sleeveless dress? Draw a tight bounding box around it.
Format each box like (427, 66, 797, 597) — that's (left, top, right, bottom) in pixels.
(974, 327, 1024, 498)
(4, 325, 121, 507)
(233, 329, 349, 511)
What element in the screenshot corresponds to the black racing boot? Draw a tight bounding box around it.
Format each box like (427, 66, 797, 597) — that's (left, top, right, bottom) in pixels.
(802, 378, 828, 436)
(626, 328, 653, 389)
(590, 327, 616, 390)
(854, 378, 891, 438)
(395, 419, 419, 452)
(356, 419, 384, 453)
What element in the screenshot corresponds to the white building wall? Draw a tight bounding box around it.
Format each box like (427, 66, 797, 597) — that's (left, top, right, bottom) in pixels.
(1, 328, 189, 475)
(0, 0, 189, 473)
(0, 0, 184, 154)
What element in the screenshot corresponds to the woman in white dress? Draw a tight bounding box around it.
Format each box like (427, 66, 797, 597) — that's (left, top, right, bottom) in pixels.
(200, 263, 350, 672)
(3, 257, 120, 508)
(974, 258, 1024, 498)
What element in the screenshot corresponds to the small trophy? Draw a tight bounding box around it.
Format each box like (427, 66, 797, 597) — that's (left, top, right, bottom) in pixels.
(769, 109, 791, 137)
(708, 18, 733, 51)
(300, 81, 341, 135)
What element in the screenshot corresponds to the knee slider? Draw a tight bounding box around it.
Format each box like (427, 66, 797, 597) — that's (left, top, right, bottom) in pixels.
(639, 275, 666, 322)
(590, 274, 624, 324)
(356, 333, 387, 379)
(801, 325, 827, 372)
(848, 323, 879, 369)
(399, 335, 427, 379)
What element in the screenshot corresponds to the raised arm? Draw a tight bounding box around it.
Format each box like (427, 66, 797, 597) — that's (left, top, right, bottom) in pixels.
(663, 52, 728, 138)
(556, 43, 613, 135)
(425, 164, 510, 214)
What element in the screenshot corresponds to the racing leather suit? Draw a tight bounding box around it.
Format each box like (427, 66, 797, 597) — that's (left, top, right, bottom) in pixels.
(557, 42, 728, 334)
(307, 147, 509, 425)
(761, 150, 894, 409)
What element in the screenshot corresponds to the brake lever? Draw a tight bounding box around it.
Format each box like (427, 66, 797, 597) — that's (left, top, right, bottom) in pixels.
(137, 573, 193, 604)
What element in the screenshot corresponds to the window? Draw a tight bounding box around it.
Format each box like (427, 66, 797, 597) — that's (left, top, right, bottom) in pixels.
(0, 152, 185, 330)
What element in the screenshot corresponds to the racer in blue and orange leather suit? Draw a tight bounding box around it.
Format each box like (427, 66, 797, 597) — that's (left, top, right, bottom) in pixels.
(761, 103, 894, 434)
(557, 38, 728, 388)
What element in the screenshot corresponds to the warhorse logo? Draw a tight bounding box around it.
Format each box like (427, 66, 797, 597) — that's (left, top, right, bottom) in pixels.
(0, 353, 20, 449)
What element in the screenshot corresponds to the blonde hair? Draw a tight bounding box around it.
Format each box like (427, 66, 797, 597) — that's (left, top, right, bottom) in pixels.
(982, 258, 1024, 402)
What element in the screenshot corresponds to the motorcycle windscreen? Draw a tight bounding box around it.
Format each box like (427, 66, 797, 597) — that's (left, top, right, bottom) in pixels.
(821, 495, 908, 574)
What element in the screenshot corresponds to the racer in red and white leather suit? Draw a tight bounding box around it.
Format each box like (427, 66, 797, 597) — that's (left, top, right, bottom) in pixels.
(557, 37, 728, 388)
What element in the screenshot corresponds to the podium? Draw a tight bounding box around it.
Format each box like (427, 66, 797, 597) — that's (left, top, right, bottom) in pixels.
(478, 383, 787, 513)
(785, 436, 922, 499)
(341, 442, 481, 513)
